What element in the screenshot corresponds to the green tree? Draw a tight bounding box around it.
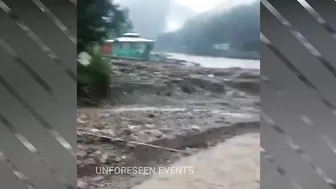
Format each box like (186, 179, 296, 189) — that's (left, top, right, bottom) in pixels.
(77, 0, 130, 53)
(77, 0, 132, 105)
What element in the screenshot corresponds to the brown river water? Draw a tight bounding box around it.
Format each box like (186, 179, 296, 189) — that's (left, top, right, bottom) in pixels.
(168, 53, 260, 69)
(132, 133, 260, 189)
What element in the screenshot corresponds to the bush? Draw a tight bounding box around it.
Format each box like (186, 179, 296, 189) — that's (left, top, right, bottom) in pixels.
(77, 53, 112, 104)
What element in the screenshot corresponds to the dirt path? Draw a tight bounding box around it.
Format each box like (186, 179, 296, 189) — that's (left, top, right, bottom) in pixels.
(132, 133, 260, 189)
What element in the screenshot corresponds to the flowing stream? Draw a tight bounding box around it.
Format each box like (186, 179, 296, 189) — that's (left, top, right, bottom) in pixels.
(168, 53, 260, 69)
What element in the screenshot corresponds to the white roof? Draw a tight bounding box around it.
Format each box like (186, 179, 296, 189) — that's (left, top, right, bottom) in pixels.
(106, 37, 154, 43)
(122, 33, 140, 37)
(105, 32, 154, 43)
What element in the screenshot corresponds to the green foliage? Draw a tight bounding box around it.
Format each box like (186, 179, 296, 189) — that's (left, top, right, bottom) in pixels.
(78, 55, 111, 86)
(77, 0, 132, 53)
(77, 54, 112, 103)
(77, 1, 133, 104)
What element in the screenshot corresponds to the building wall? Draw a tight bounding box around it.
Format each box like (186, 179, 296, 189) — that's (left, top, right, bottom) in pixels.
(112, 42, 151, 60)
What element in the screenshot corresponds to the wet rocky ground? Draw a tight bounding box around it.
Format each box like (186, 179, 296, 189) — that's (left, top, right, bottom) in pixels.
(77, 60, 260, 189)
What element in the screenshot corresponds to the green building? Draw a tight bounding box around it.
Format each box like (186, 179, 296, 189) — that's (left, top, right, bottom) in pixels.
(104, 33, 154, 61)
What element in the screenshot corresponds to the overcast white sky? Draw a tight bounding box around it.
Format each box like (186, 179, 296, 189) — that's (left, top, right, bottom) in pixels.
(166, 0, 256, 31)
(113, 0, 257, 36)
(172, 0, 256, 12)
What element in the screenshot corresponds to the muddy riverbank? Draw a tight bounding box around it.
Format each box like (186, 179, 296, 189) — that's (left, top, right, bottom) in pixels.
(77, 60, 260, 189)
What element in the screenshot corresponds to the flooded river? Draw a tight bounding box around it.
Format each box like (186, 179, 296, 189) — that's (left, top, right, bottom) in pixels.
(132, 133, 260, 189)
(168, 53, 260, 69)
(78, 54, 260, 189)
(128, 54, 260, 189)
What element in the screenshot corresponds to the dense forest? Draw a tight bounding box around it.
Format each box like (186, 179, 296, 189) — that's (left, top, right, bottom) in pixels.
(155, 1, 260, 59)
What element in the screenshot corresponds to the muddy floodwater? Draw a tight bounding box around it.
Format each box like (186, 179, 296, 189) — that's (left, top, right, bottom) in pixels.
(168, 53, 260, 69)
(133, 133, 260, 189)
(77, 57, 260, 189)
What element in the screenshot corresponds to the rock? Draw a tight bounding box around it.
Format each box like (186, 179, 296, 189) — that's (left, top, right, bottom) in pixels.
(86, 158, 96, 165)
(88, 127, 99, 132)
(226, 91, 236, 99)
(145, 129, 163, 138)
(179, 81, 195, 94)
(92, 176, 104, 182)
(214, 120, 226, 124)
(145, 124, 155, 128)
(77, 160, 83, 166)
(236, 71, 260, 79)
(77, 118, 85, 124)
(77, 180, 88, 189)
(77, 150, 87, 158)
(187, 75, 225, 93)
(94, 150, 102, 156)
(191, 125, 201, 132)
(99, 121, 108, 126)
(225, 79, 260, 94)
(100, 153, 109, 164)
(114, 155, 123, 162)
(122, 133, 138, 141)
(186, 112, 194, 119)
(121, 128, 133, 136)
(170, 77, 184, 83)
(160, 128, 173, 134)
(165, 91, 172, 96)
(148, 113, 155, 118)
(105, 129, 116, 137)
(128, 125, 140, 131)
(99, 113, 111, 118)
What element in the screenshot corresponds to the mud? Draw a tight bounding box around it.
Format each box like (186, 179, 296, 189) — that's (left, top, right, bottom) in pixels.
(77, 60, 260, 189)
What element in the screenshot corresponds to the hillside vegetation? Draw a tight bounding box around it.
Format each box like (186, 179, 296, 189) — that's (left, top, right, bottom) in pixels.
(155, 1, 260, 59)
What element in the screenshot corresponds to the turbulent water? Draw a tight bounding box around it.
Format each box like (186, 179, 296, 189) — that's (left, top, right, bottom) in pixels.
(133, 133, 260, 189)
(168, 53, 260, 69)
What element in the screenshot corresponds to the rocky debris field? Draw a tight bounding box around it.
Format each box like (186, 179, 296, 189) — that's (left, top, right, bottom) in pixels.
(107, 60, 259, 105)
(77, 60, 260, 189)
